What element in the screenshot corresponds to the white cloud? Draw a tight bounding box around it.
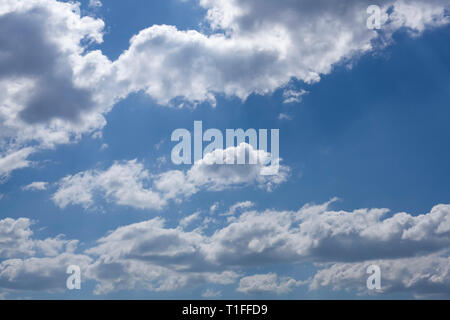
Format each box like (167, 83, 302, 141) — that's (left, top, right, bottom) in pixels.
(0, 0, 111, 179)
(3, 200, 450, 296)
(282, 89, 308, 104)
(238, 273, 306, 295)
(310, 252, 450, 298)
(0, 217, 87, 294)
(85, 218, 239, 294)
(52, 144, 289, 210)
(0, 217, 77, 259)
(0, 148, 35, 181)
(112, 0, 449, 107)
(0, 0, 448, 180)
(83, 201, 450, 296)
(0, 253, 92, 293)
(52, 159, 165, 210)
(183, 143, 289, 192)
(204, 200, 450, 266)
(223, 201, 254, 216)
(22, 181, 48, 191)
(0, 218, 35, 258)
(51, 188, 450, 265)
(179, 212, 202, 229)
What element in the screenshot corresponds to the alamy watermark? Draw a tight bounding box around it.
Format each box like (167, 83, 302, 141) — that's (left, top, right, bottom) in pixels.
(171, 121, 280, 175)
(66, 265, 81, 290)
(367, 4, 387, 30)
(366, 265, 381, 290)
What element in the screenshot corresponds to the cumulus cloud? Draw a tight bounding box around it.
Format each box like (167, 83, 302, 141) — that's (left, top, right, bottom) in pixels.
(0, 218, 35, 258)
(87, 258, 238, 295)
(112, 0, 449, 106)
(2, 200, 450, 296)
(51, 191, 450, 265)
(84, 218, 239, 294)
(0, 217, 77, 259)
(310, 252, 450, 298)
(52, 159, 165, 210)
(52, 143, 289, 210)
(207, 200, 450, 266)
(1, 0, 449, 180)
(81, 200, 450, 295)
(0, 217, 90, 294)
(82, 201, 450, 296)
(0, 0, 115, 179)
(237, 273, 306, 295)
(77, 201, 450, 295)
(0, 253, 91, 292)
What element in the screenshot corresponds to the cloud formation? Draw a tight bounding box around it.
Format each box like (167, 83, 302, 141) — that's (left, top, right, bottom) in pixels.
(112, 0, 449, 106)
(310, 252, 450, 298)
(2, 200, 450, 297)
(0, 0, 110, 178)
(237, 273, 305, 295)
(0, 218, 77, 259)
(52, 143, 289, 210)
(0, 217, 89, 295)
(0, 0, 449, 179)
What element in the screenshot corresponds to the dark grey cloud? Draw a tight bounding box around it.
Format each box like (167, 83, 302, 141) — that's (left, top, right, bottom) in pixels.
(0, 9, 95, 124)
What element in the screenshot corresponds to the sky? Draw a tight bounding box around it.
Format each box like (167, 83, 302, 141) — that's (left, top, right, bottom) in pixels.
(0, 0, 450, 300)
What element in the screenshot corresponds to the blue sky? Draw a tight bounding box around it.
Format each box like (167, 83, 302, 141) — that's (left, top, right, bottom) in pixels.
(1, 0, 450, 299)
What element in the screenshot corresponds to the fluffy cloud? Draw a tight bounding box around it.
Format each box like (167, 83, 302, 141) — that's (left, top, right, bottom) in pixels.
(179, 212, 202, 229)
(2, 200, 450, 296)
(52, 143, 289, 210)
(310, 252, 450, 298)
(1, 0, 449, 180)
(52, 193, 450, 265)
(52, 159, 165, 210)
(237, 273, 305, 295)
(0, 217, 90, 294)
(0, 253, 91, 292)
(87, 258, 238, 295)
(113, 0, 449, 106)
(83, 200, 450, 296)
(0, 218, 77, 259)
(0, 0, 114, 179)
(84, 217, 240, 294)
(0, 218, 35, 258)
(207, 201, 450, 266)
(81, 200, 450, 296)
